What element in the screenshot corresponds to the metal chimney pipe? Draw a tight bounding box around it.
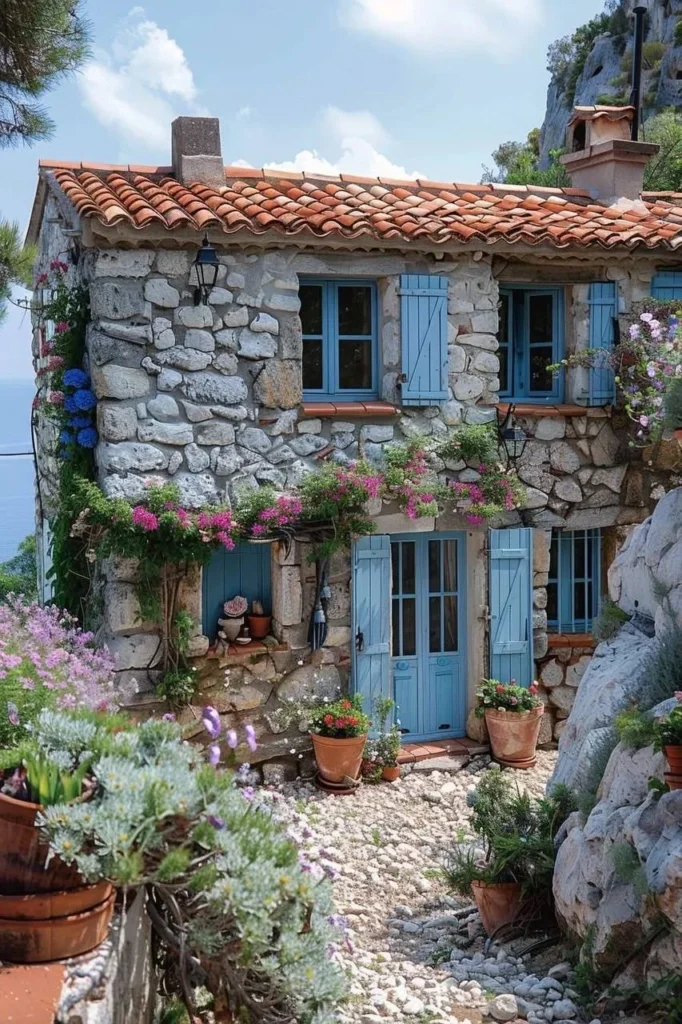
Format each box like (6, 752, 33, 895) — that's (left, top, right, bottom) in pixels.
(630, 5, 648, 141)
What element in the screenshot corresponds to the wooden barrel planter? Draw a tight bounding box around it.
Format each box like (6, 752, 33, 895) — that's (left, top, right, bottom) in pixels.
(0, 792, 83, 895)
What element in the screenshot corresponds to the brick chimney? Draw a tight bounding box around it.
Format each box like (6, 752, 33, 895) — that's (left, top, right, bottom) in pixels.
(560, 106, 658, 204)
(171, 116, 224, 189)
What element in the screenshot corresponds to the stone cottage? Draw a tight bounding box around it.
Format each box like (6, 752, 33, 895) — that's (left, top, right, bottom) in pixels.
(25, 107, 682, 762)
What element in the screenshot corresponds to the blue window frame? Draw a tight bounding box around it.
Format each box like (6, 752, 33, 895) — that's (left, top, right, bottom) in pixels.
(498, 286, 564, 402)
(300, 279, 378, 400)
(202, 542, 272, 641)
(652, 271, 682, 300)
(547, 529, 602, 633)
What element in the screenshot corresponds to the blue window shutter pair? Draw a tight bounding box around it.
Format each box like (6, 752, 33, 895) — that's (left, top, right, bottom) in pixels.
(399, 274, 449, 406)
(202, 543, 272, 640)
(583, 282, 617, 407)
(651, 271, 682, 300)
(489, 528, 534, 686)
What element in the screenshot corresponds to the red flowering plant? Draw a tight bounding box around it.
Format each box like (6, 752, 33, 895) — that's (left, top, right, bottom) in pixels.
(449, 465, 525, 526)
(297, 460, 380, 556)
(474, 678, 543, 718)
(305, 694, 371, 738)
(234, 486, 303, 541)
(382, 440, 448, 519)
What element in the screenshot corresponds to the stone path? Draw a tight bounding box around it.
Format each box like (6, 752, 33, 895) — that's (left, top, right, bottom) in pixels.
(283, 750, 599, 1024)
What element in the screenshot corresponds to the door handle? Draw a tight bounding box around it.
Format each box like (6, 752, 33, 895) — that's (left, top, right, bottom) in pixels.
(355, 628, 365, 652)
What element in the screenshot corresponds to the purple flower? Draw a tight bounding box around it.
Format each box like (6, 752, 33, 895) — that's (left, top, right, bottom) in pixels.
(207, 814, 225, 830)
(7, 702, 19, 726)
(208, 743, 221, 766)
(241, 786, 255, 801)
(244, 723, 257, 753)
(162, 712, 176, 722)
(226, 729, 238, 749)
(202, 705, 221, 740)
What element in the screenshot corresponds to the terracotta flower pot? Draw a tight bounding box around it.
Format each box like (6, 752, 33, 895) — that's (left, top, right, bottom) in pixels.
(0, 792, 83, 895)
(247, 614, 272, 639)
(311, 733, 367, 785)
(484, 705, 544, 770)
(674, 429, 682, 443)
(382, 765, 400, 782)
(664, 772, 682, 791)
(0, 887, 114, 963)
(470, 880, 523, 937)
(665, 744, 682, 775)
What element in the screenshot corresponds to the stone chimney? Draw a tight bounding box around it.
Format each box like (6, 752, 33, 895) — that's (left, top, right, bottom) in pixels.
(171, 116, 225, 189)
(560, 106, 658, 204)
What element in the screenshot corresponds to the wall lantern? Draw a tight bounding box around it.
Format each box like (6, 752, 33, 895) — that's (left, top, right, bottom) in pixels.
(497, 404, 528, 465)
(193, 234, 219, 305)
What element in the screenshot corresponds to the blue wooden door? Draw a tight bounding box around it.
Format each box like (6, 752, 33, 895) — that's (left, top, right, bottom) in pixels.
(489, 528, 533, 686)
(391, 533, 466, 741)
(352, 535, 391, 721)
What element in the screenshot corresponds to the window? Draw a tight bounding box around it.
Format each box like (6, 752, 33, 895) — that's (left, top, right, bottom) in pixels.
(652, 271, 682, 300)
(547, 529, 602, 633)
(300, 279, 377, 399)
(202, 542, 271, 640)
(498, 287, 564, 402)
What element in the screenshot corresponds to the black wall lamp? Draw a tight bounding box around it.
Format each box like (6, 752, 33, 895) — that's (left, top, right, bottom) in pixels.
(497, 404, 528, 466)
(193, 234, 219, 305)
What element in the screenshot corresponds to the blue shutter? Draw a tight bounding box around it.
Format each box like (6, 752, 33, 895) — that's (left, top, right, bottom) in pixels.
(400, 274, 449, 406)
(489, 528, 533, 686)
(352, 535, 391, 722)
(202, 543, 272, 640)
(652, 271, 682, 300)
(581, 282, 616, 407)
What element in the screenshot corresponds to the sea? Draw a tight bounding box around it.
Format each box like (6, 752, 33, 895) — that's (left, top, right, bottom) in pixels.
(0, 379, 35, 561)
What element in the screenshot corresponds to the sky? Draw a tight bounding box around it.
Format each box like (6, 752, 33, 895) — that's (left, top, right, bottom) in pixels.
(0, 0, 604, 380)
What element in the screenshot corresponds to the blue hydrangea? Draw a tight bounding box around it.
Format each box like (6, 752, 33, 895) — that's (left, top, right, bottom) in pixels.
(62, 368, 90, 389)
(64, 394, 78, 414)
(73, 389, 97, 411)
(68, 416, 92, 429)
(76, 427, 98, 448)
(59, 429, 74, 445)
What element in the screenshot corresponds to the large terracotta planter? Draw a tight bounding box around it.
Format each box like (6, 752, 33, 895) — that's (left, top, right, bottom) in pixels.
(471, 880, 523, 936)
(0, 886, 114, 963)
(664, 745, 682, 789)
(311, 733, 367, 785)
(0, 792, 83, 895)
(484, 705, 544, 769)
(247, 614, 272, 639)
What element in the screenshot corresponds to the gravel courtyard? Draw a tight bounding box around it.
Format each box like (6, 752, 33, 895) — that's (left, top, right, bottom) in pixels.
(283, 750, 597, 1024)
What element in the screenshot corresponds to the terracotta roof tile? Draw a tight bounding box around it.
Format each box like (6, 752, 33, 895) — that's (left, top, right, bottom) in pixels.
(39, 163, 682, 251)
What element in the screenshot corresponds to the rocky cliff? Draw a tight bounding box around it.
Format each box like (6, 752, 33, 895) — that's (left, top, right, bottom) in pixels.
(539, 0, 682, 167)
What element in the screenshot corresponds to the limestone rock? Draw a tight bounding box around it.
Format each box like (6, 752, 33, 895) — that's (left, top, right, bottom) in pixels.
(238, 328, 277, 360)
(92, 364, 150, 400)
(221, 308, 249, 328)
(159, 346, 212, 371)
(208, 287, 234, 306)
(554, 477, 583, 503)
(175, 304, 213, 328)
(184, 329, 215, 352)
(254, 360, 301, 409)
(550, 442, 580, 475)
(137, 421, 193, 446)
(250, 312, 279, 334)
(185, 443, 210, 473)
(290, 435, 328, 456)
(173, 472, 220, 507)
(91, 281, 148, 320)
(239, 427, 272, 454)
(535, 417, 566, 441)
(278, 665, 340, 703)
(453, 373, 484, 401)
(591, 423, 620, 466)
(144, 279, 179, 307)
(196, 422, 235, 446)
(214, 352, 238, 374)
(99, 442, 169, 473)
(95, 249, 155, 278)
(97, 404, 138, 442)
(182, 372, 248, 406)
(146, 395, 179, 421)
(182, 401, 213, 423)
(158, 368, 183, 392)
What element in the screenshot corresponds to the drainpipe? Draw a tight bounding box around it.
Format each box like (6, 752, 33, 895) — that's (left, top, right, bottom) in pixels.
(630, 5, 648, 141)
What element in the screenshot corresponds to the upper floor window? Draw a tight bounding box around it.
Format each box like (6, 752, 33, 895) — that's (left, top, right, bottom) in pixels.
(547, 528, 602, 633)
(651, 271, 682, 300)
(498, 287, 564, 403)
(300, 279, 377, 400)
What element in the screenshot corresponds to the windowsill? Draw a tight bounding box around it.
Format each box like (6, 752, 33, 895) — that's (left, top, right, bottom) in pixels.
(207, 639, 290, 659)
(299, 401, 399, 418)
(547, 632, 596, 648)
(495, 403, 610, 418)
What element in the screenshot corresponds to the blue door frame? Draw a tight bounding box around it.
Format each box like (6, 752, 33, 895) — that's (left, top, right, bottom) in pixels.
(352, 532, 467, 743)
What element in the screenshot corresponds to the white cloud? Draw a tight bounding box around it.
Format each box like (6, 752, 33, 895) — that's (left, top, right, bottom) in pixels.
(342, 0, 543, 57)
(259, 106, 424, 180)
(78, 8, 200, 150)
(236, 106, 252, 121)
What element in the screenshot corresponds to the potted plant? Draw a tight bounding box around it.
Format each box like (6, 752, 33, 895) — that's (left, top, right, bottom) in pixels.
(476, 679, 544, 769)
(447, 767, 575, 936)
(247, 599, 272, 640)
(373, 696, 402, 782)
(653, 699, 682, 790)
(305, 695, 370, 785)
(0, 711, 116, 962)
(218, 594, 248, 642)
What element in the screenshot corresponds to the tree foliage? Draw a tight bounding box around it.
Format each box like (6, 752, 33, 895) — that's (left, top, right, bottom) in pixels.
(0, 219, 35, 321)
(0, 534, 37, 602)
(642, 109, 682, 192)
(0, 0, 90, 146)
(481, 127, 569, 187)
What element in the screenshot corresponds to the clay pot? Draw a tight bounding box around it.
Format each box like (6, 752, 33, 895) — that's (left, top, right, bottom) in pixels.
(382, 765, 400, 782)
(664, 772, 682, 791)
(665, 744, 682, 775)
(674, 429, 682, 443)
(0, 792, 83, 895)
(222, 617, 243, 642)
(484, 705, 544, 770)
(0, 887, 114, 963)
(311, 733, 367, 785)
(470, 880, 523, 937)
(247, 614, 272, 639)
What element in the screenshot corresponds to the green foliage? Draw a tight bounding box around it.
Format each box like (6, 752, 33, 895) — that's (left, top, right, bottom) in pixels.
(664, 375, 682, 431)
(447, 767, 576, 898)
(302, 693, 370, 739)
(156, 669, 198, 709)
(640, 971, 682, 1022)
(0, 535, 37, 601)
(0, 0, 90, 146)
(653, 702, 682, 749)
(37, 709, 346, 1022)
(0, 220, 35, 323)
(575, 728, 619, 816)
(435, 423, 498, 464)
(592, 598, 631, 643)
(481, 127, 568, 187)
(616, 705, 658, 749)
(643, 41, 666, 68)
(634, 622, 682, 711)
(573, 924, 609, 1008)
(297, 460, 377, 556)
(642, 110, 682, 193)
(475, 678, 543, 717)
(372, 696, 401, 767)
(610, 840, 649, 897)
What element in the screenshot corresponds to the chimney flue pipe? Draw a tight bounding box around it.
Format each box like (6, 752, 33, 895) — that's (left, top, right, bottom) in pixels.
(631, 5, 647, 141)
